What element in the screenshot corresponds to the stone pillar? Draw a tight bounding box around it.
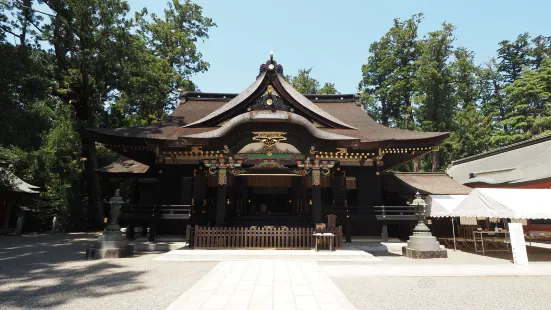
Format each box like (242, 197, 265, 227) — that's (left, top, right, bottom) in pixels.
(382, 224, 389, 242)
(311, 168, 322, 223)
(15, 211, 25, 235)
(216, 168, 227, 226)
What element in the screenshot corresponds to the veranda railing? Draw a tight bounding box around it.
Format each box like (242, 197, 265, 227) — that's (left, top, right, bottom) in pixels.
(193, 225, 343, 249)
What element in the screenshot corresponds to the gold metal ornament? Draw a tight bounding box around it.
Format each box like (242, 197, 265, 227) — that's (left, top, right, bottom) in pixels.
(252, 132, 287, 148)
(336, 148, 347, 155)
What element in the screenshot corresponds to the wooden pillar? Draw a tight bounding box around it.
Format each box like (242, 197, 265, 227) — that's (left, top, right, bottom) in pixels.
(374, 168, 382, 206)
(216, 168, 227, 226)
(147, 219, 156, 242)
(345, 215, 352, 243)
(413, 157, 420, 172)
(1, 197, 13, 229)
(311, 168, 322, 223)
(431, 147, 439, 172)
(126, 223, 135, 240)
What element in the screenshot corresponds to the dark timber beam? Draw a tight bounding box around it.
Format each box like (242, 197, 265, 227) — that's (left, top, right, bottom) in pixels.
(216, 168, 227, 226)
(312, 168, 322, 223)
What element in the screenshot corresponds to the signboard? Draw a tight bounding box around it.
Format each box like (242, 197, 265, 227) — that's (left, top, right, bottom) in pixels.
(508, 223, 528, 265)
(511, 218, 528, 225)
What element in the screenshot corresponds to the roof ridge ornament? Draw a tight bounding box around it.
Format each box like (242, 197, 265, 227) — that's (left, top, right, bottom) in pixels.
(258, 51, 283, 77)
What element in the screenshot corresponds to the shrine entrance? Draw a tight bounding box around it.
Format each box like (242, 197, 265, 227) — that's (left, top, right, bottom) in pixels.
(225, 174, 312, 227)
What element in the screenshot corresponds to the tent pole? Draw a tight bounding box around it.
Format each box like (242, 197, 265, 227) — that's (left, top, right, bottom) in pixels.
(452, 217, 457, 251)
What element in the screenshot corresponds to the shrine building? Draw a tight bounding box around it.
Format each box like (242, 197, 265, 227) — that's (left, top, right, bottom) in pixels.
(92, 54, 460, 245)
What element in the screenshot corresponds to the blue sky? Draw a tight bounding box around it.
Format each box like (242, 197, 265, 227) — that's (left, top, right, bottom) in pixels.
(118, 1, 551, 93)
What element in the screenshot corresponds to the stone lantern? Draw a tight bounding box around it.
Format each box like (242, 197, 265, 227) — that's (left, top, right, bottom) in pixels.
(85, 189, 133, 259)
(402, 192, 447, 259)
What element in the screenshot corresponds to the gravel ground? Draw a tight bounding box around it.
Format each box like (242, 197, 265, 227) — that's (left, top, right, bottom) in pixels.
(323, 246, 551, 310)
(331, 276, 551, 310)
(359, 244, 551, 265)
(0, 233, 216, 310)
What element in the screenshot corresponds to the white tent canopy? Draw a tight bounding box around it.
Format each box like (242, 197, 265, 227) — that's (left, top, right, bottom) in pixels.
(427, 195, 468, 218)
(451, 188, 551, 219)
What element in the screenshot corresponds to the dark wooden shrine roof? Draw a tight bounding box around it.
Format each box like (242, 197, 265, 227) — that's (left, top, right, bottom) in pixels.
(382, 172, 473, 195)
(96, 156, 150, 175)
(91, 94, 447, 144)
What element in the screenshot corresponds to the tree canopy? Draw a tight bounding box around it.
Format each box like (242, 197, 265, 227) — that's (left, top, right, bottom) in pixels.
(0, 0, 215, 230)
(360, 14, 551, 171)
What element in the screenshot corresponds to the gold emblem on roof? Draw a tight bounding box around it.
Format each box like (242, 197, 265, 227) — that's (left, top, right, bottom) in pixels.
(336, 148, 347, 155)
(252, 132, 287, 148)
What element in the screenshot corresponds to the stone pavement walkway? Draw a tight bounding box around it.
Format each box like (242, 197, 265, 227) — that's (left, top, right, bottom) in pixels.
(165, 260, 356, 310)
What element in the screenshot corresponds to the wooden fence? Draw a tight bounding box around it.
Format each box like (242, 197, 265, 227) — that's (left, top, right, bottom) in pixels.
(457, 225, 478, 238)
(194, 225, 343, 249)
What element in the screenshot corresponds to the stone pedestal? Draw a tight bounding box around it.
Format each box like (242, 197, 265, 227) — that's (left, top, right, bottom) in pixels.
(402, 235, 447, 259)
(85, 224, 133, 259)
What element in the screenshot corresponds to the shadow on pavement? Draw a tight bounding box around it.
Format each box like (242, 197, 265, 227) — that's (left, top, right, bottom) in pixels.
(0, 233, 147, 309)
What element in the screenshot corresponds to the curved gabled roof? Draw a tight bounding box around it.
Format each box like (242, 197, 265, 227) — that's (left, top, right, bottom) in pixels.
(185, 68, 357, 130)
(184, 110, 358, 141)
(89, 55, 448, 149)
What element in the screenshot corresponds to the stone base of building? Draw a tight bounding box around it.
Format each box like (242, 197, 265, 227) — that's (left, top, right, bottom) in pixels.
(402, 246, 447, 259)
(85, 244, 134, 259)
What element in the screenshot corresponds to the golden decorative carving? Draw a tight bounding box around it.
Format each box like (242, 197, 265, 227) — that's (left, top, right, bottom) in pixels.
(223, 145, 230, 154)
(252, 132, 287, 148)
(312, 121, 324, 128)
(191, 146, 202, 153)
(310, 146, 316, 155)
(335, 148, 347, 155)
(431, 145, 440, 151)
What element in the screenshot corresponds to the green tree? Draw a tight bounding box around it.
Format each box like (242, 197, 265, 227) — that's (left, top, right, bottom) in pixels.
(493, 58, 551, 144)
(360, 14, 423, 129)
(497, 33, 532, 83)
(286, 68, 320, 94)
(448, 106, 492, 161)
(452, 47, 478, 109)
(387, 14, 423, 129)
(415, 23, 456, 133)
(286, 67, 338, 94)
(359, 34, 394, 125)
(319, 82, 338, 94)
(29, 0, 214, 227)
(531, 35, 551, 69)
(132, 0, 216, 121)
(414, 23, 456, 171)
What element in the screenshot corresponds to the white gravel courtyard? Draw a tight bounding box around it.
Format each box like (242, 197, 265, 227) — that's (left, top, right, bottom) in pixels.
(1, 233, 551, 310)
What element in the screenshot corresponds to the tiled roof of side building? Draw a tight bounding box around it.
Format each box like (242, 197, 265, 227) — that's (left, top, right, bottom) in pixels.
(447, 134, 551, 185)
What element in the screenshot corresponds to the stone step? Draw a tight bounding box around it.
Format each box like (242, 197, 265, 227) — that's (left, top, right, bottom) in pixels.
(155, 249, 381, 262)
(131, 241, 188, 252)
